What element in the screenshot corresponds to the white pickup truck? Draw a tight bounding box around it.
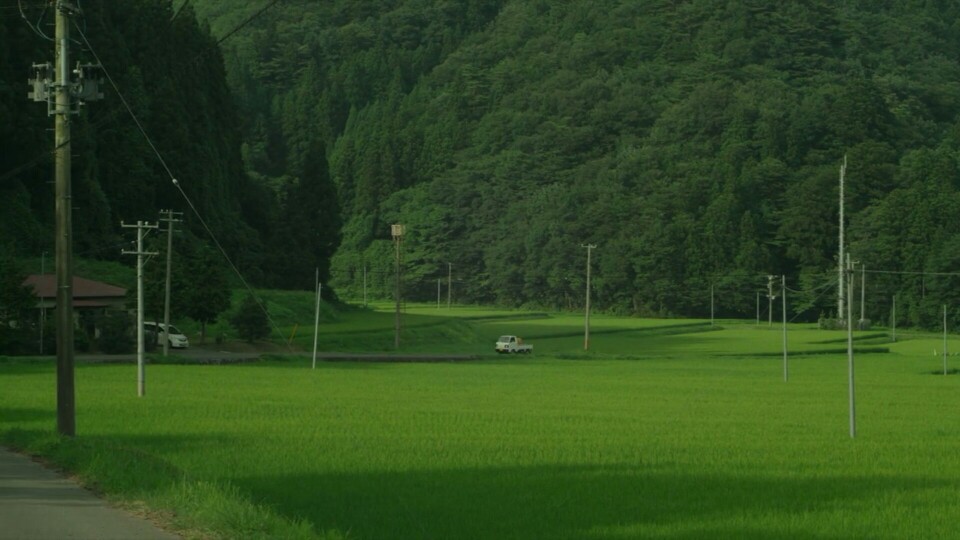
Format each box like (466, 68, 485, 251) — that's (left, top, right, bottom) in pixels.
(495, 335, 533, 354)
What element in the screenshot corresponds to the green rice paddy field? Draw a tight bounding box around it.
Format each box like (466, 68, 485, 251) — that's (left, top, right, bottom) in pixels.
(2, 307, 960, 539)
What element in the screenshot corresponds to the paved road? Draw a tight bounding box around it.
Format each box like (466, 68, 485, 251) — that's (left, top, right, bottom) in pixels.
(74, 349, 481, 364)
(76, 347, 262, 364)
(0, 448, 179, 540)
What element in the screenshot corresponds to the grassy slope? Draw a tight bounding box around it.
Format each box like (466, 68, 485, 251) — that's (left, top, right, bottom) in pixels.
(3, 306, 960, 538)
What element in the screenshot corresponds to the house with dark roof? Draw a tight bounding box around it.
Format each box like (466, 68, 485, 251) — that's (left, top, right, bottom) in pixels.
(22, 275, 129, 340)
(23, 274, 128, 311)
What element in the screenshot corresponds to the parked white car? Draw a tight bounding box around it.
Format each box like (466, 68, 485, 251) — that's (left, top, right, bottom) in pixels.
(144, 321, 189, 349)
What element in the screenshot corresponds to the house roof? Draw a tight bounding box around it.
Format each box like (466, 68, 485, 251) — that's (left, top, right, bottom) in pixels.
(23, 274, 128, 300)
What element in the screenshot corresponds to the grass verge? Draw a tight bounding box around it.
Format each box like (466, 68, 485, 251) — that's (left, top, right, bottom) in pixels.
(5, 307, 960, 538)
(1, 430, 340, 539)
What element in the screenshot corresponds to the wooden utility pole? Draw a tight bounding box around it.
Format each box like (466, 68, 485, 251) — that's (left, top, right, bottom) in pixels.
(892, 295, 897, 342)
(28, 1, 103, 436)
(53, 5, 75, 435)
(392, 225, 405, 349)
(582, 244, 596, 350)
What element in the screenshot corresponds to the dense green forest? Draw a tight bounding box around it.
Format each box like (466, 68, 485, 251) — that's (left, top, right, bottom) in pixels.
(189, 0, 960, 326)
(0, 0, 337, 291)
(6, 1, 960, 328)
(2, 1, 241, 260)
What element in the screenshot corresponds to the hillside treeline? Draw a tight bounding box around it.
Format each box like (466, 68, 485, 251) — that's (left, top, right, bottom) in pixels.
(0, 0, 337, 289)
(191, 0, 960, 326)
(8, 1, 960, 328)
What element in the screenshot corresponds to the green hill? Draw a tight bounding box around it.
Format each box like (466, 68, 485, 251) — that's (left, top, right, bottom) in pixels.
(190, 0, 960, 326)
(7, 1, 960, 328)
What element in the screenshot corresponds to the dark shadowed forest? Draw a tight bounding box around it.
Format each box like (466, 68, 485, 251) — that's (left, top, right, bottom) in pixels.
(5, 0, 960, 327)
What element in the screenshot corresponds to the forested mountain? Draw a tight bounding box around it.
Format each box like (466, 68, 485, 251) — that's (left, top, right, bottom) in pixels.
(189, 0, 960, 326)
(2, 2, 248, 263)
(7, 1, 960, 327)
(0, 0, 335, 290)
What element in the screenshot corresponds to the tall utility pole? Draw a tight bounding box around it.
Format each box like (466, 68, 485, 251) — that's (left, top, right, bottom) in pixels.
(122, 221, 158, 397)
(846, 254, 856, 438)
(767, 275, 776, 327)
(582, 244, 596, 350)
(782, 275, 788, 382)
(312, 268, 320, 370)
(838, 155, 847, 322)
(943, 305, 949, 376)
(710, 283, 715, 326)
(447, 262, 452, 309)
(892, 295, 897, 342)
(859, 265, 866, 328)
(159, 209, 182, 357)
(54, 8, 75, 433)
(392, 224, 405, 349)
(28, 2, 102, 436)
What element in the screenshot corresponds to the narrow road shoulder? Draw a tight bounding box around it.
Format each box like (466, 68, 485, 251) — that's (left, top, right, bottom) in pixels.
(0, 447, 179, 540)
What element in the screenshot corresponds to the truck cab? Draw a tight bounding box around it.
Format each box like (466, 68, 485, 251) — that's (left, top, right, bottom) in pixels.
(495, 335, 533, 354)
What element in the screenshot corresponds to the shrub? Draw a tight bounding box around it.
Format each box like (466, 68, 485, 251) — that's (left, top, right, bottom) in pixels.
(98, 311, 134, 354)
(230, 295, 270, 343)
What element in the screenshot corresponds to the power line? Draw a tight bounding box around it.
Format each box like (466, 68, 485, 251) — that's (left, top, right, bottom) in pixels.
(169, 0, 191, 24)
(73, 21, 177, 181)
(785, 277, 835, 295)
(212, 0, 282, 49)
(17, 0, 53, 41)
(787, 278, 838, 323)
(865, 269, 960, 277)
(0, 0, 282, 183)
(182, 0, 284, 69)
(0, 102, 135, 185)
